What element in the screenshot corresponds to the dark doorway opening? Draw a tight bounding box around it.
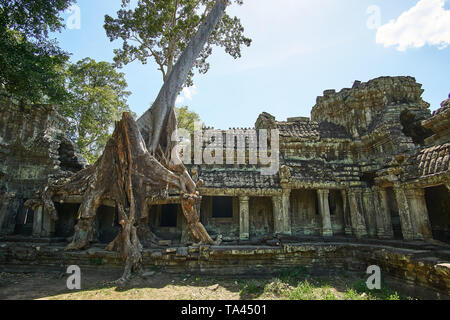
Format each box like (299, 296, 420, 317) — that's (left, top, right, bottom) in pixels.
(212, 197, 233, 218)
(55, 203, 80, 238)
(386, 187, 403, 239)
(425, 185, 450, 243)
(96, 206, 120, 244)
(14, 199, 33, 236)
(160, 204, 179, 227)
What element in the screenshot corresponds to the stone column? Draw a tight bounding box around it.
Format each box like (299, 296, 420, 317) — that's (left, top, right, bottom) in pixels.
(405, 188, 433, 240)
(348, 188, 367, 238)
(41, 208, 55, 237)
(372, 187, 393, 239)
(371, 187, 385, 239)
(281, 189, 292, 235)
(272, 195, 283, 235)
(317, 189, 333, 237)
(239, 196, 250, 240)
(378, 188, 394, 238)
(362, 189, 377, 237)
(393, 184, 414, 240)
(32, 206, 43, 237)
(340, 190, 352, 236)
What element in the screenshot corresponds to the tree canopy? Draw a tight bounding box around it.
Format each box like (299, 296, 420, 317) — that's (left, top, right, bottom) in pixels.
(104, 0, 251, 86)
(60, 58, 132, 164)
(0, 0, 75, 104)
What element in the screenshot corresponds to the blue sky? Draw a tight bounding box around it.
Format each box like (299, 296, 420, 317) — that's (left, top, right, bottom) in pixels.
(54, 0, 450, 129)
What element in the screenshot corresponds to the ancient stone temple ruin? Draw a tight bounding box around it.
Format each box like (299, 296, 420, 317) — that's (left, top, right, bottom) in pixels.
(146, 76, 449, 245)
(0, 76, 449, 297)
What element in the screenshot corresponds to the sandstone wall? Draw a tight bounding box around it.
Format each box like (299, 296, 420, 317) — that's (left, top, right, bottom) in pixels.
(0, 97, 86, 235)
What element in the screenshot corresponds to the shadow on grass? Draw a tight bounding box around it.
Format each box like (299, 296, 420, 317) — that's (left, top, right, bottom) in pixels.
(0, 266, 409, 300)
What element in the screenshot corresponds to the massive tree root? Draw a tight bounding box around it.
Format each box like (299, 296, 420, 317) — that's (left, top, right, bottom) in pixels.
(26, 0, 229, 283)
(28, 113, 216, 282)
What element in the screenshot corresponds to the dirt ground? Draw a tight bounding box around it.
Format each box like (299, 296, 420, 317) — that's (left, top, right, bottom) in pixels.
(0, 268, 415, 300)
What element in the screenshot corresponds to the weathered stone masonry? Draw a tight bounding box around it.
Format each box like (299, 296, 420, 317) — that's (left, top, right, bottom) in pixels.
(0, 76, 449, 297)
(2, 76, 448, 246)
(0, 97, 87, 237)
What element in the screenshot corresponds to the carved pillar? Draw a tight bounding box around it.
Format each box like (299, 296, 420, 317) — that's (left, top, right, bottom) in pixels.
(272, 195, 283, 235)
(362, 189, 377, 237)
(32, 206, 43, 237)
(348, 188, 367, 238)
(281, 189, 292, 235)
(272, 191, 291, 236)
(405, 188, 433, 240)
(393, 184, 414, 240)
(239, 196, 250, 240)
(371, 187, 385, 239)
(340, 190, 352, 236)
(41, 208, 55, 237)
(317, 189, 333, 237)
(379, 188, 394, 238)
(372, 187, 393, 239)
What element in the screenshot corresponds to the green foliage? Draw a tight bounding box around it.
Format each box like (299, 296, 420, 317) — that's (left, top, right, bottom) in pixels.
(345, 279, 403, 300)
(175, 106, 200, 132)
(104, 0, 251, 86)
(59, 58, 132, 163)
(287, 280, 315, 300)
(0, 0, 75, 104)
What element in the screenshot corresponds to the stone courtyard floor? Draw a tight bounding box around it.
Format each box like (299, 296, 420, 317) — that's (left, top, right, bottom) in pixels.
(0, 268, 414, 300)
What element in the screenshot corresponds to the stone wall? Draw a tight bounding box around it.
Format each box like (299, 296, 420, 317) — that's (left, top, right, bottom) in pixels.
(0, 97, 86, 235)
(0, 240, 448, 299)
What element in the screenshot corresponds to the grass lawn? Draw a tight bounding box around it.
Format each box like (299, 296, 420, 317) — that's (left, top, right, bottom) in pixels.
(0, 267, 413, 300)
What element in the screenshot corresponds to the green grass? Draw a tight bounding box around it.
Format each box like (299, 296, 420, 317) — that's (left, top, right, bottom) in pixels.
(344, 280, 402, 300)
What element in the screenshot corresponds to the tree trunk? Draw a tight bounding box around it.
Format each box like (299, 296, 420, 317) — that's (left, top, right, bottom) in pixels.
(27, 0, 228, 283)
(137, 0, 227, 155)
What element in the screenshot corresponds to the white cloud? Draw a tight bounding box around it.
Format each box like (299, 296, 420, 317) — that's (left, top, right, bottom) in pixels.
(376, 0, 450, 51)
(176, 85, 197, 105)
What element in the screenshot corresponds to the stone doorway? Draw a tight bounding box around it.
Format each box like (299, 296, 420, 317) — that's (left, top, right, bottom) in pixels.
(54, 203, 80, 238)
(425, 185, 450, 243)
(386, 187, 403, 239)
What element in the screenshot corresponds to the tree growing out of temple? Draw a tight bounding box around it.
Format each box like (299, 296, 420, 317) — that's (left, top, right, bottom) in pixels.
(28, 0, 246, 284)
(104, 0, 251, 87)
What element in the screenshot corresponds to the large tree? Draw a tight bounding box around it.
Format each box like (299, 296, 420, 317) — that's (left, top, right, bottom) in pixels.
(29, 0, 230, 284)
(0, 0, 75, 104)
(104, 0, 251, 87)
(60, 58, 132, 164)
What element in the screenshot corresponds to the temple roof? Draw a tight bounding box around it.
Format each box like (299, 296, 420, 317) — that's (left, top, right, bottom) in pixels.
(416, 143, 450, 177)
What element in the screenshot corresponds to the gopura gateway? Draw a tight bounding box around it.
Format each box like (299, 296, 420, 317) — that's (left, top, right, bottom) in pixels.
(0, 76, 449, 297)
